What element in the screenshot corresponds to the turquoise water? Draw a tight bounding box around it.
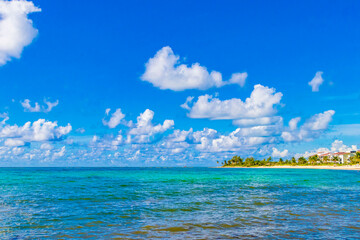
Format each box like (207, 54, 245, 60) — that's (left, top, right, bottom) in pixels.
(0, 168, 360, 239)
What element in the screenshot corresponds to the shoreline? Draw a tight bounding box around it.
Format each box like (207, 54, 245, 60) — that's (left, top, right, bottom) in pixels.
(221, 165, 360, 170)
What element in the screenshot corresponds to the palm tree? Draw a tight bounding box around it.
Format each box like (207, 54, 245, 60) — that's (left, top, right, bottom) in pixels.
(350, 152, 360, 164)
(308, 155, 319, 165)
(244, 157, 255, 167)
(333, 156, 340, 164)
(298, 157, 307, 165)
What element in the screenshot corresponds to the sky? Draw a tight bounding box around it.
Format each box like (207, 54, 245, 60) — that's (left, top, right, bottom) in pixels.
(0, 0, 359, 166)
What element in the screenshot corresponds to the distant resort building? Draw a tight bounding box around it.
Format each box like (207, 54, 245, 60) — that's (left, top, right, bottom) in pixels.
(314, 150, 359, 164)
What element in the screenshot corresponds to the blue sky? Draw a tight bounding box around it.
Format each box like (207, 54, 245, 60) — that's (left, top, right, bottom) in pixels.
(0, 0, 359, 166)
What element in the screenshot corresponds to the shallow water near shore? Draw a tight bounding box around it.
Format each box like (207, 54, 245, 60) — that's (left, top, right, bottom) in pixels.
(0, 167, 360, 239)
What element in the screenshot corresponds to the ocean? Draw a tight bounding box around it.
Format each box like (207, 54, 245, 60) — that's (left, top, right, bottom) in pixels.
(0, 168, 359, 239)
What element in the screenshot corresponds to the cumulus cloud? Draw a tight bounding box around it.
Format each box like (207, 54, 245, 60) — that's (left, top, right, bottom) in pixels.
(0, 0, 41, 66)
(302, 110, 335, 131)
(194, 128, 272, 152)
(281, 110, 335, 142)
(95, 108, 174, 149)
(330, 140, 357, 153)
(21, 99, 59, 113)
(308, 71, 324, 92)
(167, 129, 189, 142)
(4, 138, 25, 147)
(185, 84, 283, 119)
(271, 147, 288, 158)
(111, 133, 123, 146)
(141, 46, 247, 91)
(127, 109, 174, 143)
(288, 117, 301, 130)
(191, 128, 218, 143)
(0, 119, 72, 142)
(102, 108, 125, 128)
(53, 146, 65, 158)
(164, 127, 274, 153)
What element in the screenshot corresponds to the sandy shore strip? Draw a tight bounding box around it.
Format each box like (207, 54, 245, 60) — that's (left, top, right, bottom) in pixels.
(221, 165, 360, 170)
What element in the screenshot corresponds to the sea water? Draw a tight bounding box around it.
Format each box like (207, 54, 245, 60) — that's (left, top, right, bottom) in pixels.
(0, 168, 359, 239)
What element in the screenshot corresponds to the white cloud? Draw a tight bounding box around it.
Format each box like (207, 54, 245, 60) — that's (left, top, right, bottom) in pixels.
(4, 138, 25, 147)
(111, 133, 123, 146)
(308, 71, 324, 92)
(163, 127, 273, 153)
(171, 148, 184, 154)
(141, 46, 247, 91)
(0, 112, 9, 124)
(92, 109, 176, 149)
(44, 99, 59, 112)
(186, 84, 283, 119)
(21, 99, 59, 113)
(21, 99, 40, 112)
(102, 108, 125, 128)
(281, 110, 335, 142)
(91, 135, 98, 143)
(195, 128, 272, 152)
(288, 117, 301, 130)
(235, 125, 282, 137)
(0, 119, 72, 142)
(180, 96, 194, 110)
(280, 132, 296, 142)
(11, 146, 24, 155)
(302, 110, 335, 131)
(0, 0, 41, 66)
(127, 109, 174, 143)
(228, 72, 248, 87)
(330, 140, 357, 153)
(53, 146, 65, 158)
(167, 129, 190, 142)
(271, 147, 288, 158)
(40, 142, 53, 150)
(233, 116, 283, 127)
(191, 128, 218, 143)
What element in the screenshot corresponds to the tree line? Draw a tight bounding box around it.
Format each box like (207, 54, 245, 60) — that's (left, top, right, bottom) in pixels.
(221, 152, 360, 167)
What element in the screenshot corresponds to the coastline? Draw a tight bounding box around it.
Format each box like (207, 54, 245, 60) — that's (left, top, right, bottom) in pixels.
(221, 165, 360, 170)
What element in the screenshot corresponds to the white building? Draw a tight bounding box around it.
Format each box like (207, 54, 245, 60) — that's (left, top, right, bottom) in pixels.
(316, 151, 355, 164)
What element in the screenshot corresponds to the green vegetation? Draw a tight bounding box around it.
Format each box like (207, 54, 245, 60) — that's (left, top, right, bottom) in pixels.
(350, 152, 360, 165)
(222, 152, 360, 167)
